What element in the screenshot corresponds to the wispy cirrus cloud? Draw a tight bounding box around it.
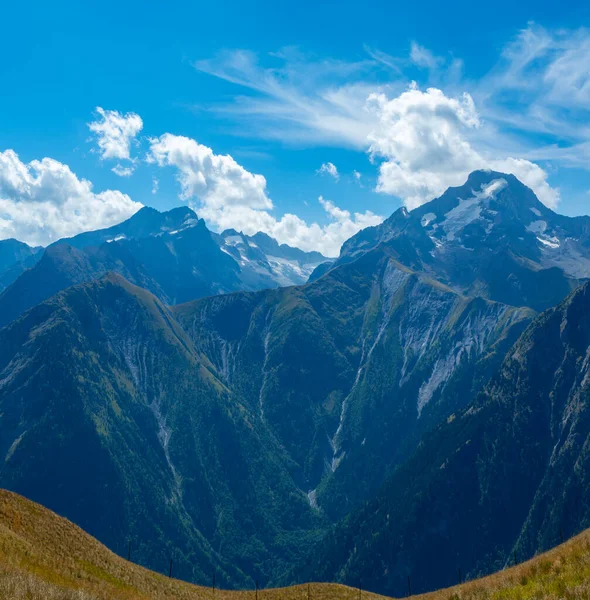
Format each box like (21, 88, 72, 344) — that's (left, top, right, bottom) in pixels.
(475, 24, 590, 167)
(193, 25, 590, 210)
(409, 42, 444, 70)
(194, 49, 387, 148)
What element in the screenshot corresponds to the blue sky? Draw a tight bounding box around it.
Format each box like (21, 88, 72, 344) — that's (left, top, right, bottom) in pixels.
(1, 0, 590, 255)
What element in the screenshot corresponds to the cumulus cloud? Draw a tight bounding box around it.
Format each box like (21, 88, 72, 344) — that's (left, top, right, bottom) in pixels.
(0, 149, 142, 246)
(317, 162, 340, 180)
(147, 133, 272, 218)
(88, 107, 143, 174)
(368, 85, 559, 209)
(148, 133, 382, 256)
(267, 197, 382, 256)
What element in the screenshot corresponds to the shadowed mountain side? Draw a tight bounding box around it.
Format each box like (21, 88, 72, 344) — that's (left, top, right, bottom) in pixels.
(174, 245, 533, 522)
(0, 207, 328, 330)
(0, 273, 321, 587)
(308, 280, 590, 596)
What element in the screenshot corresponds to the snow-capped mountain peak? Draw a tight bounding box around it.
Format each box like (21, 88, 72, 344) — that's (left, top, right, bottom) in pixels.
(215, 229, 328, 288)
(333, 170, 590, 311)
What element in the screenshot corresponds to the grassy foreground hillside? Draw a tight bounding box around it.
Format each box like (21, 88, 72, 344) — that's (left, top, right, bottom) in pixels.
(1, 488, 589, 600)
(0, 489, 384, 600)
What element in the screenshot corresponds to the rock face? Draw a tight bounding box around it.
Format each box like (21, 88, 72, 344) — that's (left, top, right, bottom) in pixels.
(176, 247, 532, 521)
(310, 279, 590, 596)
(338, 170, 590, 311)
(215, 229, 328, 289)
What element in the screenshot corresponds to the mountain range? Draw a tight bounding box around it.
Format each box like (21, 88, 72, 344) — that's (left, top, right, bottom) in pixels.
(1, 169, 590, 595)
(0, 206, 328, 328)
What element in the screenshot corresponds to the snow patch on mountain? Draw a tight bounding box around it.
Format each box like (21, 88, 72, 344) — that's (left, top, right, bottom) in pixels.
(168, 217, 198, 236)
(526, 220, 548, 235)
(266, 255, 309, 286)
(537, 236, 560, 249)
(421, 213, 437, 227)
(479, 178, 508, 198)
(224, 235, 244, 246)
(539, 239, 590, 278)
(437, 178, 507, 243)
(526, 220, 561, 248)
(442, 197, 482, 241)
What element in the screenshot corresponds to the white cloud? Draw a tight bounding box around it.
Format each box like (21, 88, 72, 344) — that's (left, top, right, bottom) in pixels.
(0, 149, 142, 246)
(147, 133, 272, 218)
(268, 197, 383, 256)
(194, 30, 590, 208)
(317, 162, 340, 180)
(148, 133, 382, 256)
(410, 42, 444, 69)
(111, 164, 135, 177)
(353, 170, 362, 183)
(472, 25, 590, 165)
(368, 85, 559, 209)
(194, 50, 383, 148)
(487, 158, 559, 208)
(88, 107, 143, 168)
(152, 177, 159, 195)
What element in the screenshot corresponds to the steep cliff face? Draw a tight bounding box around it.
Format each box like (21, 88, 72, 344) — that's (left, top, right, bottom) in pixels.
(310, 281, 590, 597)
(176, 246, 532, 520)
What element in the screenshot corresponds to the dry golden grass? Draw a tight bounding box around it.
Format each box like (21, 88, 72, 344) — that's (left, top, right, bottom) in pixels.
(0, 489, 386, 600)
(1, 488, 589, 600)
(415, 530, 590, 600)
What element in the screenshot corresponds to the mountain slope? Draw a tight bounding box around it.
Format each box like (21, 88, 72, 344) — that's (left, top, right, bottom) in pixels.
(333, 170, 589, 311)
(0, 244, 532, 589)
(0, 238, 42, 291)
(0, 170, 586, 594)
(175, 244, 532, 521)
(310, 279, 590, 596)
(0, 274, 320, 586)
